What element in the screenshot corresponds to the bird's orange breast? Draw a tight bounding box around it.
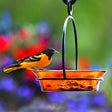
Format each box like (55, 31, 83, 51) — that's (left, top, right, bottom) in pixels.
(21, 54, 52, 69)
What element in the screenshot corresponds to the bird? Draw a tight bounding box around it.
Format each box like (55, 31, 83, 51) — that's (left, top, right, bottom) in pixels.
(3, 48, 59, 73)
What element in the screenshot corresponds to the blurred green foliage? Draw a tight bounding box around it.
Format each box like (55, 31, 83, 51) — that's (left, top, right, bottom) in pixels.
(0, 0, 112, 68)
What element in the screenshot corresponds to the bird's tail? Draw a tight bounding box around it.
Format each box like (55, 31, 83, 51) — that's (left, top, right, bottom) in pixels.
(3, 64, 22, 73)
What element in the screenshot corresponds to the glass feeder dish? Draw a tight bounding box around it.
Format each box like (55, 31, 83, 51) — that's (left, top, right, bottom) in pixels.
(33, 0, 107, 92)
(34, 70, 106, 91)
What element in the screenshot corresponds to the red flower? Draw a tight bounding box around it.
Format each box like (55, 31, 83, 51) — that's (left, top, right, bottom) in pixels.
(13, 37, 49, 59)
(18, 27, 30, 40)
(0, 35, 12, 53)
(79, 56, 90, 70)
(24, 70, 36, 82)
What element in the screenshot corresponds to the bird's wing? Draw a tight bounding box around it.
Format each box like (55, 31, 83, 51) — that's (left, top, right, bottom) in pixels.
(16, 57, 30, 63)
(25, 55, 41, 62)
(16, 53, 42, 63)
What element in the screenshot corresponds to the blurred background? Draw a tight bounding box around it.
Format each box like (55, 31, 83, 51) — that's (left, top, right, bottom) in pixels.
(0, 0, 112, 111)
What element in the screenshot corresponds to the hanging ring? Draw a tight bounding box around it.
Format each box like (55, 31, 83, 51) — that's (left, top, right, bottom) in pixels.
(62, 15, 78, 79)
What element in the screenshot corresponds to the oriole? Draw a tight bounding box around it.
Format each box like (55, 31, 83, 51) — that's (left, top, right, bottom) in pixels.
(3, 48, 58, 73)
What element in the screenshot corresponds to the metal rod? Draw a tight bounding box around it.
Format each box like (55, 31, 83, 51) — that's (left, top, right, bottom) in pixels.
(62, 15, 78, 79)
(36, 78, 104, 81)
(67, 0, 72, 15)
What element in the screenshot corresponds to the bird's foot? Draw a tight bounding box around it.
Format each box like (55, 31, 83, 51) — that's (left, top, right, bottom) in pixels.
(32, 68, 47, 73)
(40, 68, 47, 71)
(32, 68, 40, 72)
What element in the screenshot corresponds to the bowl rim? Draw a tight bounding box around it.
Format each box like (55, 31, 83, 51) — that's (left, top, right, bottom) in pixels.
(34, 70, 107, 72)
(36, 77, 104, 81)
(33, 70, 107, 81)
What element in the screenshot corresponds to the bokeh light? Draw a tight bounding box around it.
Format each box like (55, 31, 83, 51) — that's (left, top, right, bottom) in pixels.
(0, 77, 16, 91)
(17, 85, 34, 99)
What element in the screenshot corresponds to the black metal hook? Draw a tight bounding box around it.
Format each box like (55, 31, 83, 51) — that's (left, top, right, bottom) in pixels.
(62, 16, 78, 79)
(63, 0, 77, 5)
(67, 0, 72, 15)
(63, 0, 77, 15)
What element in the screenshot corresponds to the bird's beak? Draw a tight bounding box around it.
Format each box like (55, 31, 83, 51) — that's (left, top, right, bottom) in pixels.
(54, 50, 59, 54)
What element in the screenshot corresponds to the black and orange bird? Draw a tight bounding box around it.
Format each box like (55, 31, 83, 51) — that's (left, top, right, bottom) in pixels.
(3, 48, 58, 73)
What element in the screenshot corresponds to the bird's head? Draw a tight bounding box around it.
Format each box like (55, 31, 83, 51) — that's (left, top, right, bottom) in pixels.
(43, 48, 59, 60)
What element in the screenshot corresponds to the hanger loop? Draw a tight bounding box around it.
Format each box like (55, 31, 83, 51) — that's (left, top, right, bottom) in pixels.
(62, 15, 78, 79)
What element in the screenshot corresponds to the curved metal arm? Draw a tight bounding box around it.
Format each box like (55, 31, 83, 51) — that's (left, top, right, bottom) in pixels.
(62, 15, 78, 79)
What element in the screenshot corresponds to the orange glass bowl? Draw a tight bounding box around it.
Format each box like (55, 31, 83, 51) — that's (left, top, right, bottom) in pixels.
(33, 70, 106, 92)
